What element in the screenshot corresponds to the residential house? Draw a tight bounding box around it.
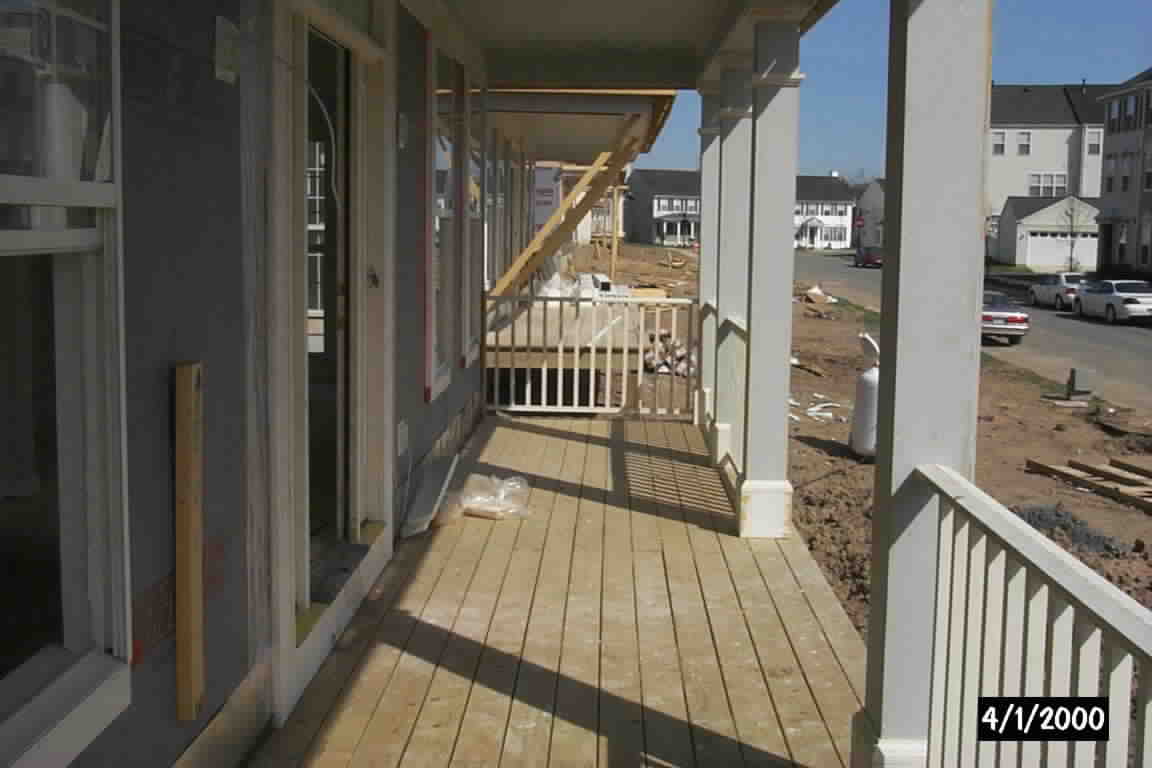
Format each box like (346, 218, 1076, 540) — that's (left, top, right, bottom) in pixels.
(985, 82, 1114, 238)
(794, 173, 855, 249)
(623, 168, 701, 246)
(855, 178, 885, 248)
(1096, 67, 1152, 277)
(4, 2, 1149, 768)
(996, 196, 1101, 270)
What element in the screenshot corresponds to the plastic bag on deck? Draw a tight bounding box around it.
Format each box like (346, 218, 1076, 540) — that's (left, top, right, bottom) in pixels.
(442, 475, 532, 521)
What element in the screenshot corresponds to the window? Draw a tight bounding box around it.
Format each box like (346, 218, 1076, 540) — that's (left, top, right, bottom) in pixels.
(821, 204, 833, 216)
(687, 199, 699, 213)
(672, 198, 683, 212)
(822, 226, 847, 242)
(1028, 172, 1066, 197)
(0, 3, 132, 761)
(656, 198, 670, 212)
(1124, 94, 1138, 131)
(429, 52, 463, 396)
(835, 204, 848, 216)
(1121, 153, 1132, 192)
(1087, 130, 1101, 155)
(794, 204, 802, 215)
(991, 131, 1005, 155)
(1109, 100, 1120, 133)
(307, 141, 326, 226)
(1142, 216, 1151, 265)
(1146, 89, 1152, 127)
(1017, 131, 1031, 156)
(1145, 148, 1152, 191)
(463, 82, 484, 364)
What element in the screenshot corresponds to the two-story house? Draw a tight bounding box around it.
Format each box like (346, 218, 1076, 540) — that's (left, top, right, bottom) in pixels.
(623, 168, 701, 246)
(985, 82, 1114, 239)
(794, 173, 856, 249)
(1096, 67, 1152, 277)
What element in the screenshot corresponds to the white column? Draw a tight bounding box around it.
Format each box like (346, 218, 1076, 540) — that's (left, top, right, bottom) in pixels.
(697, 90, 720, 427)
(857, 0, 992, 765)
(740, 22, 803, 538)
(712, 67, 753, 467)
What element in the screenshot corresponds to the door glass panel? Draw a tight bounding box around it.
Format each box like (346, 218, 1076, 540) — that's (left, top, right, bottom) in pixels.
(0, 0, 113, 180)
(305, 28, 356, 606)
(0, 254, 61, 680)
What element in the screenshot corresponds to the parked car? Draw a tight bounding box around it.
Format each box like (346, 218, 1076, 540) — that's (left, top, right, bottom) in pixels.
(1074, 279, 1152, 323)
(1028, 272, 1084, 310)
(854, 246, 884, 268)
(981, 291, 1029, 345)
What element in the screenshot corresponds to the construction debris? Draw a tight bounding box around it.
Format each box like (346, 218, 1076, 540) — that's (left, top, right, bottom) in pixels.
(644, 329, 696, 377)
(1026, 458, 1152, 514)
(790, 356, 826, 377)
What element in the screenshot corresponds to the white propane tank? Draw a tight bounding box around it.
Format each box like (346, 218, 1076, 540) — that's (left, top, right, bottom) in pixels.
(849, 333, 881, 458)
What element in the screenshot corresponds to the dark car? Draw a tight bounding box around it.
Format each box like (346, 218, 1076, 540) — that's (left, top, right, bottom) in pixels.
(854, 246, 884, 268)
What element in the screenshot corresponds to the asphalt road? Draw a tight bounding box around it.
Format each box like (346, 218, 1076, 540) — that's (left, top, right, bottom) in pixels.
(793, 249, 1152, 410)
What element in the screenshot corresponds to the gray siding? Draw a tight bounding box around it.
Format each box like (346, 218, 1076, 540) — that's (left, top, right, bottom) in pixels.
(75, 0, 256, 765)
(393, 5, 483, 524)
(857, 181, 885, 248)
(624, 173, 655, 243)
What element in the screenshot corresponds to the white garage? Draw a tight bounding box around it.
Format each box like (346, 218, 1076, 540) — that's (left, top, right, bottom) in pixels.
(996, 195, 1100, 271)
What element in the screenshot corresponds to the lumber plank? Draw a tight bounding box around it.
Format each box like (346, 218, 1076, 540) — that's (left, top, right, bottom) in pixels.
(174, 363, 205, 722)
(1111, 456, 1152, 481)
(1068, 459, 1151, 486)
(499, 420, 587, 767)
(1027, 459, 1152, 513)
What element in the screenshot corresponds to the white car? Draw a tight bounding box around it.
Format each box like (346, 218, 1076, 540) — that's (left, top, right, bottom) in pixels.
(1074, 279, 1152, 323)
(1028, 272, 1084, 310)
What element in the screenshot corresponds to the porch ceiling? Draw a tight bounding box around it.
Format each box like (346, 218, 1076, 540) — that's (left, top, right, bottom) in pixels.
(445, 0, 838, 88)
(487, 90, 675, 165)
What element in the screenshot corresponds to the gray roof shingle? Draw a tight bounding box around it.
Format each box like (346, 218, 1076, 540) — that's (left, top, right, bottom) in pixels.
(796, 175, 856, 202)
(990, 84, 1116, 125)
(1003, 195, 1101, 220)
(628, 168, 700, 197)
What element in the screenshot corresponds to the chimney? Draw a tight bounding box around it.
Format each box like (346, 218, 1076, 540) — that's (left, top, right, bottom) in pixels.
(1082, 78, 1086, 95)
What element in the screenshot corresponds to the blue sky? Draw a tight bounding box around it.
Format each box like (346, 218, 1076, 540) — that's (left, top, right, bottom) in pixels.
(636, 0, 1151, 178)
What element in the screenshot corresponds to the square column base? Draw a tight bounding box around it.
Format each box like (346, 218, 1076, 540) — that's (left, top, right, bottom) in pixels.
(739, 479, 793, 538)
(859, 739, 928, 768)
(710, 421, 731, 466)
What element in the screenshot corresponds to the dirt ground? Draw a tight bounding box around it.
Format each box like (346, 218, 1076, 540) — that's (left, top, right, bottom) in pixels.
(787, 297, 1152, 639)
(581, 242, 1152, 639)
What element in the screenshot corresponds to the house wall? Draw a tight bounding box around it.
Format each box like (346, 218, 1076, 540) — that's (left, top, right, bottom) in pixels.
(857, 181, 885, 247)
(623, 172, 655, 243)
(1019, 230, 1099, 270)
(996, 204, 1021, 264)
(792, 201, 854, 248)
(393, 4, 484, 527)
(985, 124, 1102, 218)
(73, 0, 257, 764)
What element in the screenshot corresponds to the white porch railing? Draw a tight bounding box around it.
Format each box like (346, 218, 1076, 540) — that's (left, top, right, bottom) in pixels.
(917, 464, 1151, 767)
(485, 295, 698, 417)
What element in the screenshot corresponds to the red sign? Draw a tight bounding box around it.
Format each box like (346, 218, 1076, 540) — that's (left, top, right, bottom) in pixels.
(854, 216, 865, 228)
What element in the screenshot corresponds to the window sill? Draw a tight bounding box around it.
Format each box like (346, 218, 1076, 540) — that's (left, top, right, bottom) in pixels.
(0, 650, 130, 767)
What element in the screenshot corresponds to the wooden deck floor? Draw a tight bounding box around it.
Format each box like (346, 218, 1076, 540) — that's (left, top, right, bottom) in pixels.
(248, 417, 869, 768)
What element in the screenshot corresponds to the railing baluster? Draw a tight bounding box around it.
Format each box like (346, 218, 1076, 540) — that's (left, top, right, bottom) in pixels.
(1136, 660, 1151, 767)
(605, 301, 614, 410)
(496, 301, 504, 409)
(511, 296, 519, 408)
(621, 303, 630, 410)
(959, 524, 987, 768)
(943, 507, 970, 767)
(526, 296, 534, 406)
(1046, 594, 1075, 766)
(1073, 620, 1102, 766)
(1020, 575, 1050, 768)
(688, 302, 697, 422)
(588, 301, 597, 409)
(637, 304, 646, 412)
(557, 297, 566, 408)
(670, 304, 679, 415)
(929, 495, 956, 768)
(1106, 642, 1133, 767)
(978, 539, 1007, 767)
(542, 298, 549, 408)
(999, 556, 1027, 768)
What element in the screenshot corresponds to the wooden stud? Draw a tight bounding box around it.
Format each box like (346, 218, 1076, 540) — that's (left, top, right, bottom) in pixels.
(175, 362, 205, 721)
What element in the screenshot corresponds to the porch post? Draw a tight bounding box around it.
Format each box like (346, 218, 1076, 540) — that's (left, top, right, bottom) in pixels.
(740, 22, 802, 538)
(713, 66, 754, 467)
(697, 92, 721, 428)
(858, 0, 992, 765)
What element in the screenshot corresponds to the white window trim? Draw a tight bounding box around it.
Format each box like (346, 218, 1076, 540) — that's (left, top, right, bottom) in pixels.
(460, 82, 483, 368)
(0, 0, 132, 762)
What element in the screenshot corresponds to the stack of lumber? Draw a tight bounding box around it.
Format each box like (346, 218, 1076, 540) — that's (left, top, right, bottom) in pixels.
(1026, 457, 1152, 514)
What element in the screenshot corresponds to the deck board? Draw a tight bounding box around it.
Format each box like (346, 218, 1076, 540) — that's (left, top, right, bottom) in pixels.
(248, 416, 863, 768)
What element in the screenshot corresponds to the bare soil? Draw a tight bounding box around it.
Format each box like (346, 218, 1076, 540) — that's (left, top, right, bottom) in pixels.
(787, 298, 1152, 639)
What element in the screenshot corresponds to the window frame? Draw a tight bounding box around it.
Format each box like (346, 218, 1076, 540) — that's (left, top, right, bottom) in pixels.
(460, 80, 483, 367)
(1017, 131, 1031, 156)
(0, 1, 132, 762)
(1086, 129, 1101, 156)
(991, 130, 1005, 155)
